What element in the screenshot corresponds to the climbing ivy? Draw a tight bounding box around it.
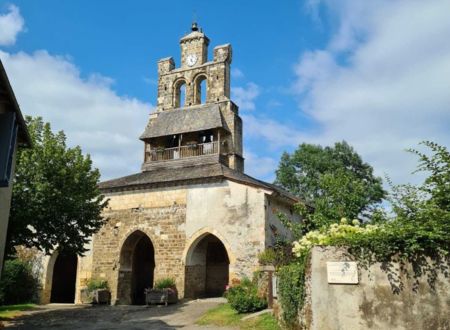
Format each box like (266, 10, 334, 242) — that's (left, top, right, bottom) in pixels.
(277, 253, 309, 329)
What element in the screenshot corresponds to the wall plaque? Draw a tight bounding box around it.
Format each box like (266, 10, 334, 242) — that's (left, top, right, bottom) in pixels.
(327, 261, 358, 284)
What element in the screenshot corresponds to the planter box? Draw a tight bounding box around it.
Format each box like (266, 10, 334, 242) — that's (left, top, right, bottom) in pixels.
(79, 288, 110, 304)
(94, 289, 111, 305)
(145, 288, 177, 306)
(80, 288, 93, 304)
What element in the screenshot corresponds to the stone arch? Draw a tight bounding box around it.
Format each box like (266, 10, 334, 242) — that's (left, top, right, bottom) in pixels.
(184, 229, 233, 298)
(173, 78, 187, 108)
(193, 73, 208, 105)
(47, 250, 78, 303)
(117, 230, 155, 304)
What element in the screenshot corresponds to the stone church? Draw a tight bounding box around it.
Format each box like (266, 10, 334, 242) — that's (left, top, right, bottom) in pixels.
(40, 23, 300, 305)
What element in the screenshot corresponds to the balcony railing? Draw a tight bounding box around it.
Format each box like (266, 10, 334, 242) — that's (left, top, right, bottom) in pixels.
(146, 141, 219, 162)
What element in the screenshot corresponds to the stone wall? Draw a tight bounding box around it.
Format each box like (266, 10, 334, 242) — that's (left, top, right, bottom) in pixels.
(185, 180, 267, 279)
(89, 180, 270, 303)
(302, 246, 450, 330)
(38, 179, 296, 304)
(157, 43, 231, 111)
(39, 242, 93, 304)
(92, 200, 186, 303)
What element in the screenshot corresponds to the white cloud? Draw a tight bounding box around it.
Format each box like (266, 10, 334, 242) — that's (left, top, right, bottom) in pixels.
(231, 67, 244, 79)
(244, 151, 278, 182)
(295, 0, 450, 185)
(0, 50, 152, 180)
(231, 82, 260, 111)
(243, 114, 303, 150)
(246, 0, 450, 185)
(0, 5, 24, 46)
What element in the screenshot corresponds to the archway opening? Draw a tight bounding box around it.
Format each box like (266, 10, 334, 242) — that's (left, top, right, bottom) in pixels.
(195, 76, 207, 104)
(118, 231, 155, 305)
(185, 234, 229, 298)
(174, 80, 186, 108)
(50, 252, 77, 303)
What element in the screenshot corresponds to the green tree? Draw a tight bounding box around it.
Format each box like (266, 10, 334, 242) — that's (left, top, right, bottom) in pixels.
(409, 141, 450, 211)
(275, 141, 385, 230)
(7, 117, 107, 256)
(388, 141, 450, 243)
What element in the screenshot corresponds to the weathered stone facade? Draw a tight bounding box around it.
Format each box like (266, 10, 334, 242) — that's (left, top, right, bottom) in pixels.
(39, 24, 300, 305)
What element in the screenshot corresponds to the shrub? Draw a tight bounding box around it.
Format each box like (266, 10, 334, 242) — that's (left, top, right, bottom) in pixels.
(225, 278, 267, 313)
(154, 278, 176, 289)
(258, 248, 277, 265)
(86, 278, 109, 292)
(0, 259, 40, 305)
(258, 239, 294, 268)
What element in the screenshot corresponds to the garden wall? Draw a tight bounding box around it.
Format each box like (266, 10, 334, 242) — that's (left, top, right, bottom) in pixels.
(302, 246, 450, 330)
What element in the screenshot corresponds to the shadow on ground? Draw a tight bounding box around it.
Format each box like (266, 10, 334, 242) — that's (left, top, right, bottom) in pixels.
(3, 298, 228, 330)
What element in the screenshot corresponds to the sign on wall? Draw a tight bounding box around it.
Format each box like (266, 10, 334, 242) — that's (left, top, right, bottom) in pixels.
(327, 261, 358, 284)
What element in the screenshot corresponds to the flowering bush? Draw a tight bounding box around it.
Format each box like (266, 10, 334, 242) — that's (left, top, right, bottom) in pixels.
(278, 142, 450, 329)
(292, 218, 381, 257)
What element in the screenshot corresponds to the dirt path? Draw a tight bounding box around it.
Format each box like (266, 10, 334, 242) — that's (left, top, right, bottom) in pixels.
(3, 298, 235, 330)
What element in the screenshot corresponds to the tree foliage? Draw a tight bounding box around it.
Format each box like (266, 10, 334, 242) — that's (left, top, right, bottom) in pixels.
(0, 259, 40, 305)
(7, 117, 107, 256)
(278, 142, 450, 326)
(275, 141, 385, 230)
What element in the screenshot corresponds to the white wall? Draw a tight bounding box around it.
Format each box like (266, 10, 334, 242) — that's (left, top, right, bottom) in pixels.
(185, 180, 267, 278)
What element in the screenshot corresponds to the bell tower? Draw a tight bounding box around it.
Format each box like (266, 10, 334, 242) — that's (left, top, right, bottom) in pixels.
(180, 22, 209, 68)
(140, 23, 244, 172)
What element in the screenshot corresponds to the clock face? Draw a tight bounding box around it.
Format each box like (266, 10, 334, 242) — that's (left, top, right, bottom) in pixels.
(186, 54, 198, 67)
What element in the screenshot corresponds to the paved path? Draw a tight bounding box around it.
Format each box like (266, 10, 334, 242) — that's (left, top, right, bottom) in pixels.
(3, 298, 235, 330)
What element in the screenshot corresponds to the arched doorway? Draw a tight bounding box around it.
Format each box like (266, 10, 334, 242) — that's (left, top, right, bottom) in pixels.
(117, 231, 155, 305)
(50, 252, 77, 303)
(185, 233, 229, 298)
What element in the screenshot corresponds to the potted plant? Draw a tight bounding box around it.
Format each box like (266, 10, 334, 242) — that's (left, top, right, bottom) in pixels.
(145, 278, 178, 306)
(81, 278, 111, 305)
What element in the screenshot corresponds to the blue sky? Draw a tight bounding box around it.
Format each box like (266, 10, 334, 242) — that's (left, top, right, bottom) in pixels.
(1, 0, 449, 185)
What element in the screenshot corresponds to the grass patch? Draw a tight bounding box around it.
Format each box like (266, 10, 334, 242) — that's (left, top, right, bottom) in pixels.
(241, 313, 281, 330)
(197, 303, 243, 327)
(0, 304, 36, 320)
(197, 303, 280, 330)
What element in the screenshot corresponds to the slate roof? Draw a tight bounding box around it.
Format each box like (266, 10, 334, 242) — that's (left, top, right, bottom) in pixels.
(99, 163, 299, 203)
(140, 104, 227, 140)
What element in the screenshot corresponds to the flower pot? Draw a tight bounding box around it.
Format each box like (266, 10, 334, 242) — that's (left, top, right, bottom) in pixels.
(145, 288, 177, 306)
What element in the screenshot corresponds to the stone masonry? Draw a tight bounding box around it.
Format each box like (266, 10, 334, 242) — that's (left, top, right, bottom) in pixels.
(39, 23, 300, 305)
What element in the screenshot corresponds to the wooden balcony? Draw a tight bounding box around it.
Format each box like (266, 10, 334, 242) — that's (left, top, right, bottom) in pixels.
(145, 141, 219, 162)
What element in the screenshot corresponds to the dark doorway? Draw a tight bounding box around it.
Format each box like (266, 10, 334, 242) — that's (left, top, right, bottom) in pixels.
(184, 234, 229, 298)
(131, 235, 155, 304)
(205, 239, 229, 297)
(50, 253, 77, 303)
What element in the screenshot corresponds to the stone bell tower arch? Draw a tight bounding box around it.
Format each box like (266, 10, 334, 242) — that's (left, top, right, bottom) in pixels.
(141, 22, 243, 172)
